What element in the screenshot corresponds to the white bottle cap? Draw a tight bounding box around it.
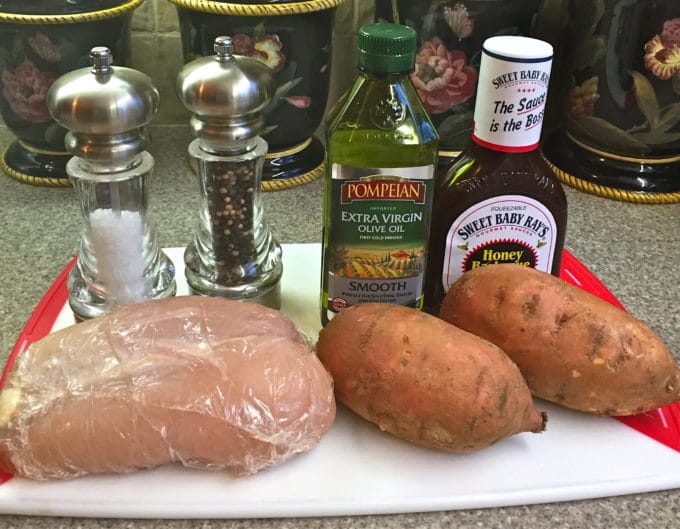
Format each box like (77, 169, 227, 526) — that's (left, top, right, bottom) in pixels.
(472, 36, 553, 152)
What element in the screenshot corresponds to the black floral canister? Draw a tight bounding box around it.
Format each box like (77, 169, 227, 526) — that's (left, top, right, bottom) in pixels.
(0, 0, 143, 187)
(166, 0, 348, 191)
(536, 0, 680, 203)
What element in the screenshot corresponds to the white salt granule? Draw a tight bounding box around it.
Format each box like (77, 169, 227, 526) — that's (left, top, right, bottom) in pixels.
(89, 209, 148, 306)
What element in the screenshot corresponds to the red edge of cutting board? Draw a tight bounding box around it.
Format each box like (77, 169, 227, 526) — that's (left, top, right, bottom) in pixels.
(0, 250, 677, 484)
(0, 256, 75, 485)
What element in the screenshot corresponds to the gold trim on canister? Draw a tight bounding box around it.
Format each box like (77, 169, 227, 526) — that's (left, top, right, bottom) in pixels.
(1, 153, 71, 187)
(165, 0, 347, 16)
(437, 149, 462, 159)
(543, 154, 680, 205)
(567, 132, 680, 165)
(0, 0, 144, 24)
(265, 138, 311, 159)
(262, 162, 323, 191)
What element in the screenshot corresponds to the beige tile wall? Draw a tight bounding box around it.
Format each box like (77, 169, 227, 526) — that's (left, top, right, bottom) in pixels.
(131, 0, 374, 124)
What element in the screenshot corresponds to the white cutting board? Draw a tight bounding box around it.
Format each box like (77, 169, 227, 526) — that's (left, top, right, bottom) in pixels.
(0, 244, 678, 519)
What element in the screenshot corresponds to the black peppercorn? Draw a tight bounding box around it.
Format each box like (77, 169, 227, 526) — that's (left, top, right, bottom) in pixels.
(201, 159, 261, 283)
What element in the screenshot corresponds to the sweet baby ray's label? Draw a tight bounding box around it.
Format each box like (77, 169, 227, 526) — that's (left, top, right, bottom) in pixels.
(472, 40, 552, 152)
(442, 195, 558, 290)
(322, 164, 434, 318)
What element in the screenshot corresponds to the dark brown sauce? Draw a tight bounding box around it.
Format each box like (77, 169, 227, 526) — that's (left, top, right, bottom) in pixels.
(423, 143, 567, 314)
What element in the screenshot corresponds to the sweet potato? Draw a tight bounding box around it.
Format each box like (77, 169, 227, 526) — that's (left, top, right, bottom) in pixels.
(439, 264, 680, 416)
(316, 303, 546, 452)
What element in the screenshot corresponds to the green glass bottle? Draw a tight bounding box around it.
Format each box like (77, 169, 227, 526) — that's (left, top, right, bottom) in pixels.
(320, 22, 439, 325)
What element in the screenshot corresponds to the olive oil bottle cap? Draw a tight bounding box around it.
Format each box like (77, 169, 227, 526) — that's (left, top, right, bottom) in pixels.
(357, 22, 417, 74)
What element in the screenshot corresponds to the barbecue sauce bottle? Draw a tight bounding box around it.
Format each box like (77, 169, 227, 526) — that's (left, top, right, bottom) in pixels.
(424, 36, 567, 315)
(320, 22, 439, 325)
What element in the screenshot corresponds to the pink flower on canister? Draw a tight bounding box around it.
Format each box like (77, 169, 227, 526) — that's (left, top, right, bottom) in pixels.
(232, 34, 256, 56)
(411, 38, 477, 114)
(232, 32, 286, 72)
(285, 96, 311, 109)
(644, 18, 680, 80)
(1, 60, 58, 122)
(661, 18, 680, 44)
(28, 33, 61, 63)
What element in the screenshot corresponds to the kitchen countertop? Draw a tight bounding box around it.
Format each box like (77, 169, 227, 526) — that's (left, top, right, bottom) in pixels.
(0, 125, 678, 528)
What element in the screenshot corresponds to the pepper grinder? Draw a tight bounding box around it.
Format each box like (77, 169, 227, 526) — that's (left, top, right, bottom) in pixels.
(176, 36, 283, 308)
(47, 47, 176, 320)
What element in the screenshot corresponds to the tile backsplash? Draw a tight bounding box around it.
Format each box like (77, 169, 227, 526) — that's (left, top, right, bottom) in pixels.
(132, 0, 374, 124)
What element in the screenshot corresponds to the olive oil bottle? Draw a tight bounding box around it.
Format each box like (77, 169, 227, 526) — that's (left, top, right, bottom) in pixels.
(320, 22, 439, 325)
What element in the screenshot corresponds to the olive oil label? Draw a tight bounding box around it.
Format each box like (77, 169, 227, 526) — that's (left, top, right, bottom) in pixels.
(324, 164, 434, 318)
(472, 47, 552, 152)
(442, 195, 558, 289)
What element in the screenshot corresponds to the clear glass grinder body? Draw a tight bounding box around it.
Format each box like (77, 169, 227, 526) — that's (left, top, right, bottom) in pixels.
(47, 46, 176, 320)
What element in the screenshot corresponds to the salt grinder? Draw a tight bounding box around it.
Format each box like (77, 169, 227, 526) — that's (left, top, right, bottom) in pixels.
(176, 36, 283, 308)
(47, 47, 176, 320)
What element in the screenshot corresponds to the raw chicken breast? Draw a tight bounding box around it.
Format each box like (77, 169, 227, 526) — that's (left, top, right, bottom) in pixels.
(0, 296, 335, 480)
